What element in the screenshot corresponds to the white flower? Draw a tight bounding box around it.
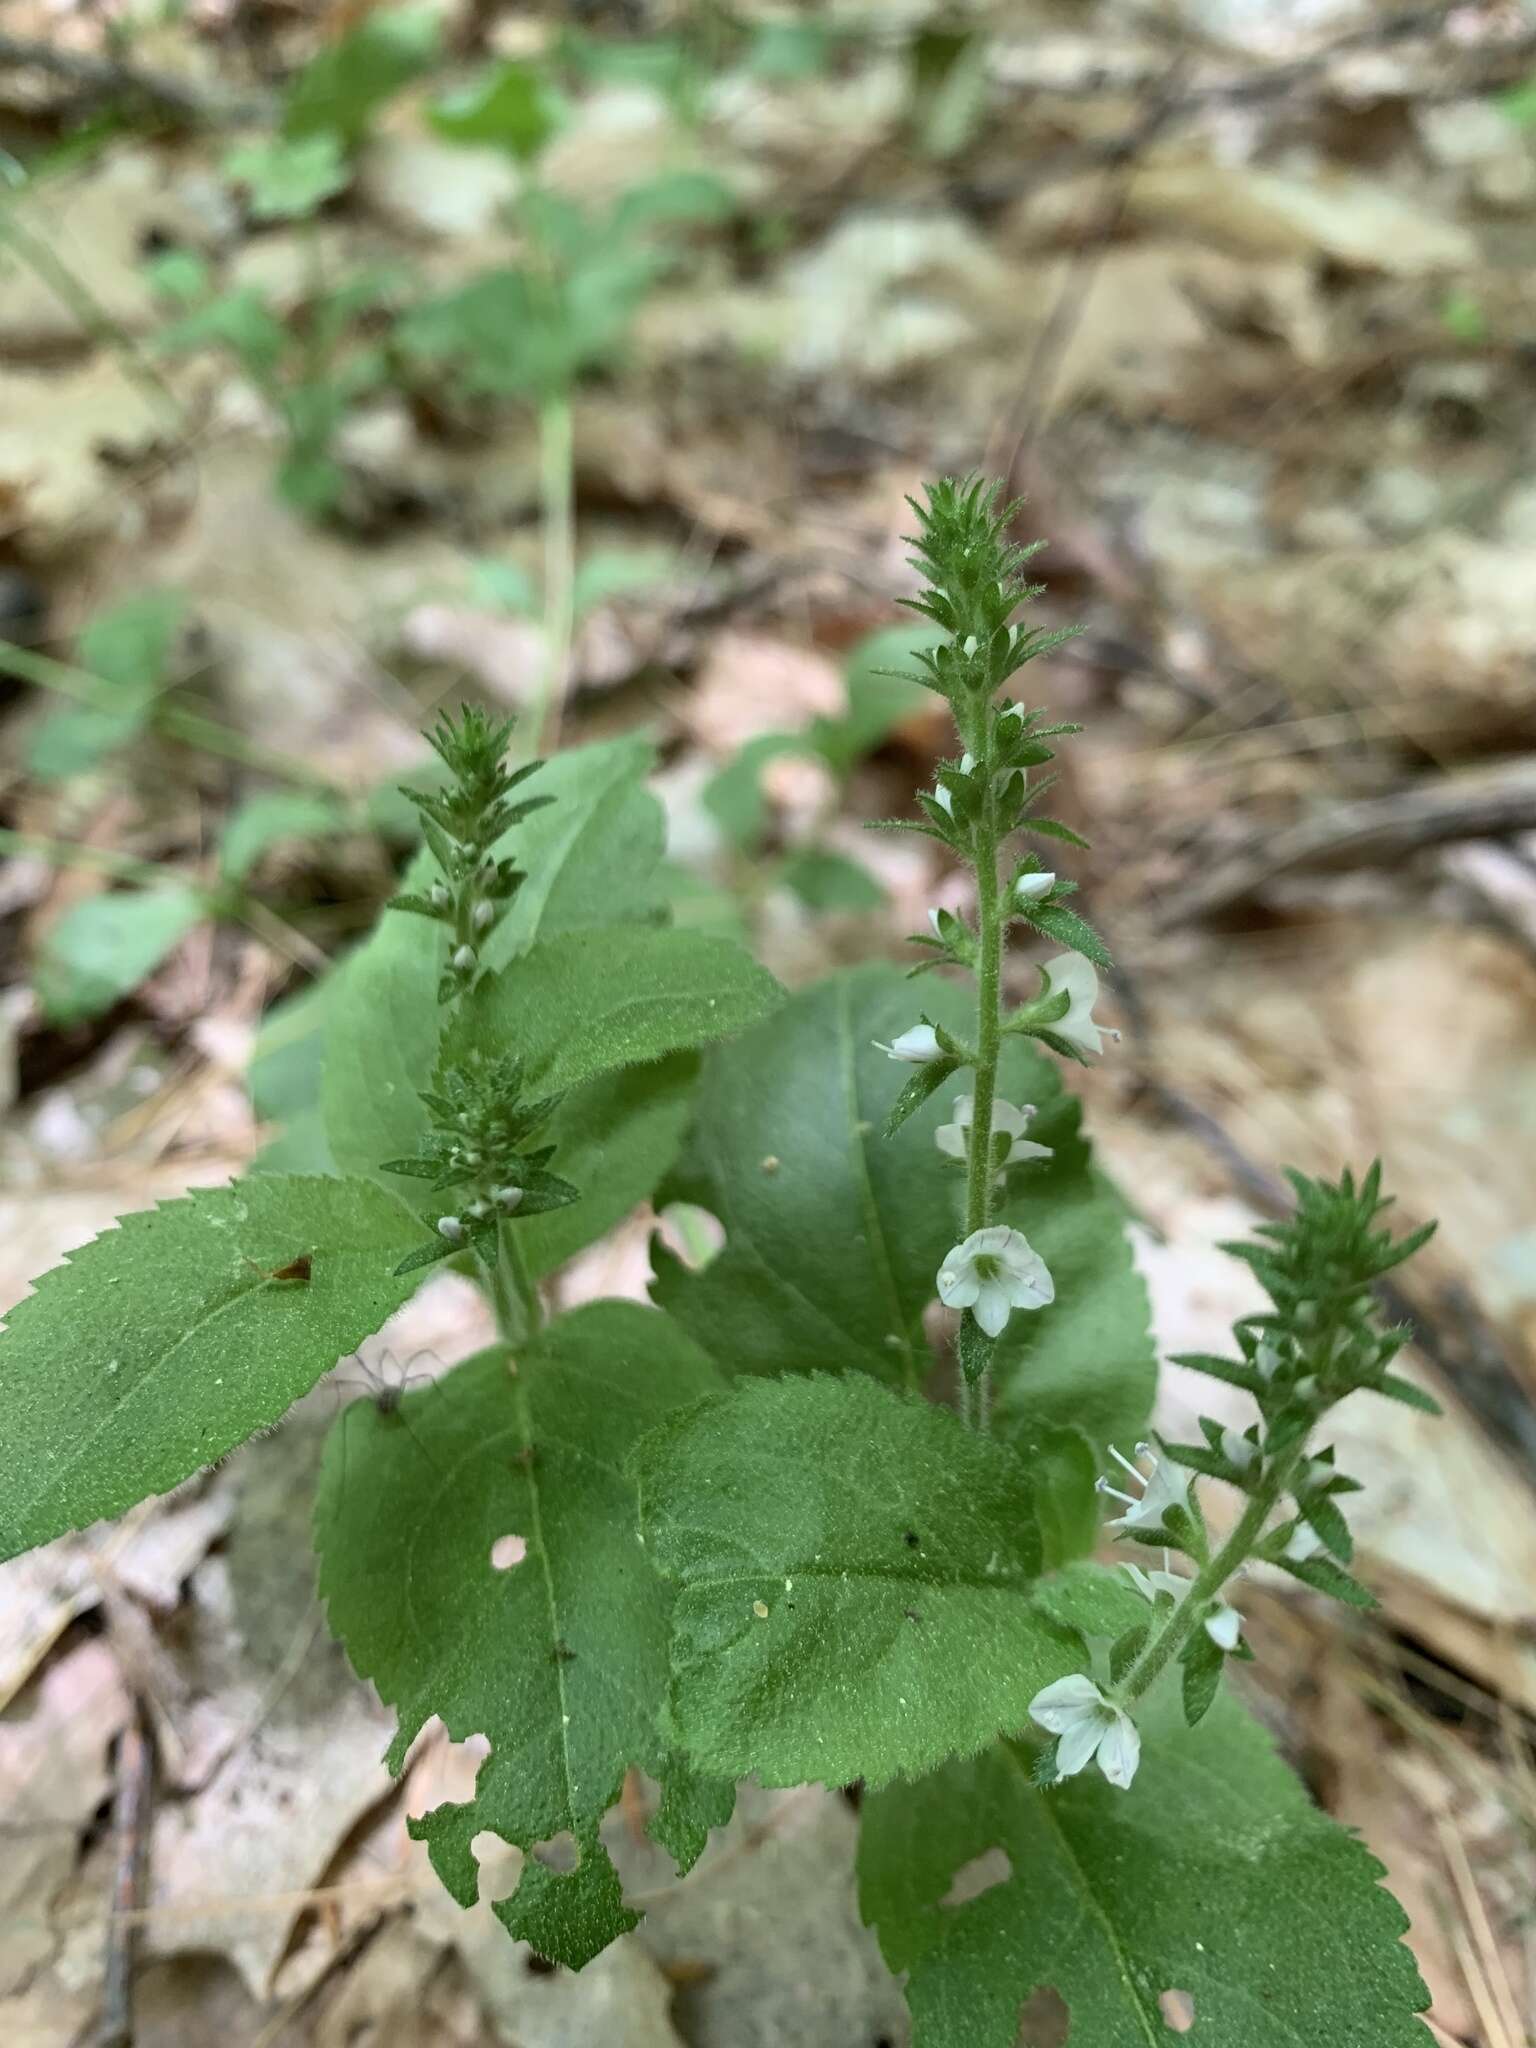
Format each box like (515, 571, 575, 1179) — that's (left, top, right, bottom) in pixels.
(1220, 1426, 1260, 1475)
(935, 1096, 1052, 1171)
(1029, 1674, 1141, 1789)
(933, 784, 954, 817)
(1283, 1520, 1324, 1562)
(874, 1024, 943, 1063)
(936, 1226, 1054, 1338)
(1205, 1603, 1243, 1651)
(1253, 1339, 1283, 1382)
(1123, 1553, 1242, 1651)
(1015, 871, 1056, 903)
(1037, 951, 1119, 1058)
(1098, 1442, 1190, 1533)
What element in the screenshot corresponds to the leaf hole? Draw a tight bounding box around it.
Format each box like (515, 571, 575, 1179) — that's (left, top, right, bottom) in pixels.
(656, 1201, 725, 1273)
(1158, 1989, 1196, 2034)
(940, 1845, 1012, 1908)
(469, 1828, 521, 1905)
(1015, 1985, 1070, 2046)
(531, 1829, 580, 1875)
(490, 1533, 528, 1570)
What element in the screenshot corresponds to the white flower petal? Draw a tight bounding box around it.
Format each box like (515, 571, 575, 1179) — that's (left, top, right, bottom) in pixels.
(934, 1120, 967, 1162)
(1205, 1604, 1242, 1651)
(1095, 1712, 1141, 1789)
(1055, 1712, 1109, 1779)
(1040, 951, 1117, 1059)
(973, 1282, 1012, 1338)
(936, 1260, 981, 1311)
(1028, 1674, 1106, 1728)
(877, 1024, 942, 1063)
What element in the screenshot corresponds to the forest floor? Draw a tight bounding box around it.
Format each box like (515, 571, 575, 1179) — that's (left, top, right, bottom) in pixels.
(2, 3, 1535, 2044)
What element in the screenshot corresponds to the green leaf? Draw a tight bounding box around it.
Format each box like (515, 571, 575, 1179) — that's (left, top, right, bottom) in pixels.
(1031, 1560, 1151, 1641)
(249, 972, 338, 1174)
(429, 60, 560, 160)
(315, 1302, 728, 1967)
(779, 846, 885, 913)
(453, 927, 783, 1095)
(220, 791, 347, 882)
(859, 1689, 1429, 2046)
(27, 591, 187, 780)
(156, 286, 287, 380)
(990, 1088, 1155, 1454)
(1180, 1627, 1224, 1725)
(633, 1373, 1078, 1789)
(224, 134, 351, 221)
(517, 1053, 695, 1276)
(323, 735, 666, 1201)
(283, 3, 439, 146)
(0, 1175, 422, 1562)
(653, 964, 1153, 1446)
(469, 557, 540, 616)
(35, 884, 206, 1024)
(815, 625, 945, 771)
(571, 545, 678, 619)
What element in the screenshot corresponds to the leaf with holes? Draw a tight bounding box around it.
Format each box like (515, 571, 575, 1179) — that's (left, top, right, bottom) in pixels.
(314, 1301, 731, 1968)
(857, 1688, 1430, 2047)
(632, 1373, 1079, 1789)
(651, 963, 1154, 1448)
(0, 1176, 423, 1561)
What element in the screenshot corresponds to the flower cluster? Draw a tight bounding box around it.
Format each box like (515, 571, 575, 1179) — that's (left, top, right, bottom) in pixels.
(387, 706, 552, 1004)
(382, 1050, 579, 1274)
(1027, 1164, 1437, 1791)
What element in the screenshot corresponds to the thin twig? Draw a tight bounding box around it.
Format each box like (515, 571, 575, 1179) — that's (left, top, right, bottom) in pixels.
(92, 1702, 153, 2048)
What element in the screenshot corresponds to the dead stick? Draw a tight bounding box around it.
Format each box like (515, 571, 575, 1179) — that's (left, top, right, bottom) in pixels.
(91, 1703, 154, 2048)
(1157, 768, 1536, 928)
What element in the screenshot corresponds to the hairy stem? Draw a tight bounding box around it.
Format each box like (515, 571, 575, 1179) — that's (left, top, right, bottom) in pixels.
(1114, 1443, 1306, 1705)
(488, 1221, 542, 1348)
(961, 758, 1003, 1425)
(526, 392, 576, 761)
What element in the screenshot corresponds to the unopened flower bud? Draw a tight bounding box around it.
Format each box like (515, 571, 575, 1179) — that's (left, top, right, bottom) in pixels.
(495, 1185, 524, 1212)
(875, 1024, 943, 1064)
(466, 1199, 490, 1221)
(438, 1216, 465, 1242)
(472, 900, 495, 931)
(452, 944, 477, 973)
(429, 883, 451, 911)
(1015, 871, 1055, 903)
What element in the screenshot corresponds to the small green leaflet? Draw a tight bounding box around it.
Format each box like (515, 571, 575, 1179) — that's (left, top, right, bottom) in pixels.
(632, 1373, 1079, 1789)
(314, 1303, 731, 1968)
(450, 926, 784, 1095)
(858, 1689, 1431, 2047)
(0, 1175, 423, 1561)
(651, 963, 1154, 1451)
(35, 885, 205, 1025)
(27, 590, 187, 781)
(220, 791, 347, 882)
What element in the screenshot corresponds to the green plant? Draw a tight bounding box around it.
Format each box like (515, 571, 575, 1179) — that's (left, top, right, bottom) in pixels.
(153, 252, 407, 518)
(0, 487, 1437, 2040)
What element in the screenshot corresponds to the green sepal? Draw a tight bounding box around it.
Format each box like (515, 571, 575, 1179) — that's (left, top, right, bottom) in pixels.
(1169, 1349, 1265, 1396)
(1276, 1552, 1377, 1608)
(1375, 1373, 1442, 1414)
(1298, 1490, 1354, 1562)
(1015, 900, 1111, 969)
(1181, 1627, 1224, 1726)
(956, 1312, 993, 1386)
(884, 1055, 962, 1137)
